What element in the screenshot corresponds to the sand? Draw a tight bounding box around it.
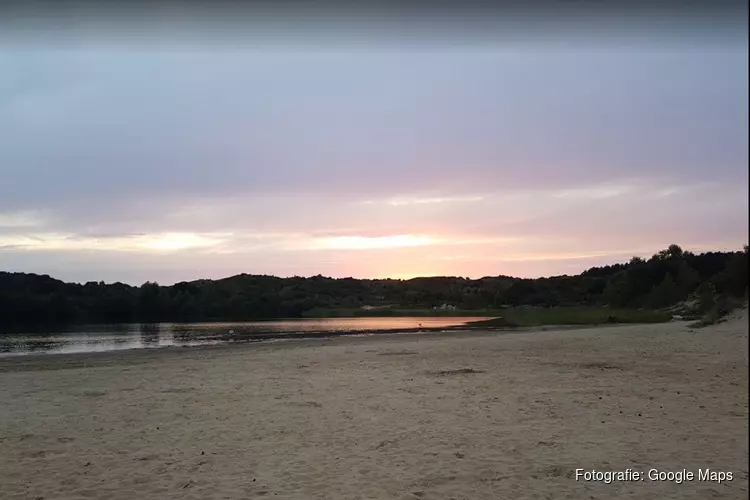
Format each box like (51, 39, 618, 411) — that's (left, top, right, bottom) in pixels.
(0, 310, 747, 500)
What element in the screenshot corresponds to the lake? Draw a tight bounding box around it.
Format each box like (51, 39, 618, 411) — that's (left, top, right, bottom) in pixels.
(0, 317, 490, 357)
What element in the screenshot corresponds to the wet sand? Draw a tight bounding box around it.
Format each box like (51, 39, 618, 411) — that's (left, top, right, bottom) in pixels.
(0, 310, 747, 500)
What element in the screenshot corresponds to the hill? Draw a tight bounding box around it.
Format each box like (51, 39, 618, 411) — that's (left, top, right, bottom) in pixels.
(0, 244, 746, 326)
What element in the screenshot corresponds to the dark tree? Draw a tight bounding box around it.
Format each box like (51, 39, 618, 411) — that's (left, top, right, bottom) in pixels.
(0, 244, 746, 326)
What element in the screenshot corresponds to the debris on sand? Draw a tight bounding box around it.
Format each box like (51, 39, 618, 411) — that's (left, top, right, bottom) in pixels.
(432, 368, 485, 376)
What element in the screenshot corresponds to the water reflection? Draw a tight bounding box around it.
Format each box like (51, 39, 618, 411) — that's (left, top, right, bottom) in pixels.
(0, 317, 489, 357)
(172, 324, 197, 345)
(139, 323, 161, 346)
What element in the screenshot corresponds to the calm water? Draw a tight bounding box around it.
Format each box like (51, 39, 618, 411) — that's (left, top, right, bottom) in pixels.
(0, 317, 489, 357)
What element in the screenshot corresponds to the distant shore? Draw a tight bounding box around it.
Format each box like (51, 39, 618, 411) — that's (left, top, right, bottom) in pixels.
(1, 323, 612, 364)
(0, 306, 674, 332)
(0, 308, 676, 358)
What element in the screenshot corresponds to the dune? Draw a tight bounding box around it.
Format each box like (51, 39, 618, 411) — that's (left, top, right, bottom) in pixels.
(0, 311, 747, 499)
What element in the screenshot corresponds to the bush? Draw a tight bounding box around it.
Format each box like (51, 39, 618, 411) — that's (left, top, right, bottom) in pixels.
(696, 282, 717, 313)
(689, 296, 745, 328)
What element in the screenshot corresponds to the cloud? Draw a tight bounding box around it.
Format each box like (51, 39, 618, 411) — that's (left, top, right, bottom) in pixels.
(0, 232, 230, 253)
(310, 235, 442, 250)
(1, 46, 747, 213)
(0, 211, 46, 229)
(550, 185, 637, 200)
(380, 196, 486, 207)
(1, 177, 746, 284)
(0, 42, 746, 283)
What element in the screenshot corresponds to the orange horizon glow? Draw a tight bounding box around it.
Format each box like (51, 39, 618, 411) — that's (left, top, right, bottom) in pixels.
(1, 182, 746, 285)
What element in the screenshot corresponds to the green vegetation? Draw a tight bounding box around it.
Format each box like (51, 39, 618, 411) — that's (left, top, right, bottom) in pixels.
(689, 295, 748, 328)
(304, 307, 672, 326)
(459, 317, 519, 328)
(0, 244, 746, 327)
(465, 308, 672, 328)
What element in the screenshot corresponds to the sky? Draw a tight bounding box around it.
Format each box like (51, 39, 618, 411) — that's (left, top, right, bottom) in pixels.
(1, 7, 748, 285)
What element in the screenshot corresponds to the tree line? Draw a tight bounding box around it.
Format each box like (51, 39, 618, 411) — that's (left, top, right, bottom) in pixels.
(0, 244, 746, 326)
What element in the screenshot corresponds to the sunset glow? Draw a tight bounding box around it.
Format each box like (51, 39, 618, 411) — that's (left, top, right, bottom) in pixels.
(0, 233, 229, 253)
(1, 23, 747, 285)
(134, 233, 228, 252)
(311, 235, 443, 251)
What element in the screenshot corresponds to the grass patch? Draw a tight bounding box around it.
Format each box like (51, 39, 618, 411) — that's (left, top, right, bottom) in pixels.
(302, 306, 671, 326)
(461, 317, 519, 328)
(465, 307, 671, 327)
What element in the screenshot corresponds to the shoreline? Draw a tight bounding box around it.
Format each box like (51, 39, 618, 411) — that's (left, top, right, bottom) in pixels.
(0, 322, 648, 368)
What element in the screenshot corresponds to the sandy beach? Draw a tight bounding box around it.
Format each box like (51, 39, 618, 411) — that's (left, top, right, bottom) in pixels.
(1, 311, 747, 500)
